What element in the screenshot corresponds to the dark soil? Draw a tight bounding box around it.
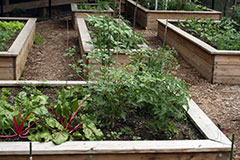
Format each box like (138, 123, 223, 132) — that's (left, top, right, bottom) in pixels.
(2, 16, 239, 159)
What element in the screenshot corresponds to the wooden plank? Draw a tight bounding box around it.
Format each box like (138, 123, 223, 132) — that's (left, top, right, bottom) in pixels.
(0, 58, 14, 67)
(0, 152, 230, 160)
(184, 100, 231, 145)
(8, 18, 36, 54)
(214, 65, 240, 76)
(215, 55, 240, 64)
(0, 68, 14, 80)
(126, 0, 221, 30)
(0, 80, 91, 86)
(76, 18, 94, 54)
(213, 75, 240, 84)
(0, 140, 230, 155)
(15, 19, 36, 80)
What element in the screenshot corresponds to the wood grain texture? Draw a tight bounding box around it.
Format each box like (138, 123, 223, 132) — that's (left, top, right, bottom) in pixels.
(184, 100, 231, 145)
(0, 58, 14, 67)
(0, 140, 230, 155)
(157, 19, 240, 84)
(126, 0, 222, 30)
(0, 152, 230, 160)
(0, 17, 36, 80)
(0, 80, 91, 86)
(15, 19, 36, 80)
(0, 68, 14, 80)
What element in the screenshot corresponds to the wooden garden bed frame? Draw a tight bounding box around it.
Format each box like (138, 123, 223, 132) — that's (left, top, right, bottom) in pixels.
(157, 19, 240, 84)
(0, 80, 231, 160)
(77, 17, 147, 72)
(71, 3, 114, 30)
(0, 17, 36, 80)
(125, 0, 221, 30)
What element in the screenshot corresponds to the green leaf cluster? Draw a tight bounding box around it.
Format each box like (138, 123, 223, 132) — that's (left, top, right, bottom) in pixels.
(178, 17, 240, 50)
(85, 15, 147, 50)
(86, 46, 190, 136)
(0, 20, 24, 51)
(0, 87, 103, 144)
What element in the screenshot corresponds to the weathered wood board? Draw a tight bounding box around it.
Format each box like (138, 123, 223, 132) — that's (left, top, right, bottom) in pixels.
(0, 17, 36, 80)
(0, 99, 231, 160)
(71, 3, 114, 30)
(157, 19, 240, 84)
(126, 0, 222, 30)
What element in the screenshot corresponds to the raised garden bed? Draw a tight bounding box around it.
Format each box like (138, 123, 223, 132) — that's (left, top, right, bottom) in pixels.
(0, 17, 36, 80)
(0, 81, 232, 160)
(71, 3, 114, 30)
(77, 17, 148, 73)
(157, 19, 240, 84)
(125, 0, 222, 30)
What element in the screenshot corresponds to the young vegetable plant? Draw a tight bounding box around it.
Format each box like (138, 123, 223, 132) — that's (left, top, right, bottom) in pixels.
(29, 87, 103, 145)
(0, 88, 49, 139)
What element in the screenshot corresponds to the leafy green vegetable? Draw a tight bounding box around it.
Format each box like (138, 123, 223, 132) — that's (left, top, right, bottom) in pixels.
(85, 15, 147, 50)
(0, 20, 24, 51)
(178, 17, 240, 50)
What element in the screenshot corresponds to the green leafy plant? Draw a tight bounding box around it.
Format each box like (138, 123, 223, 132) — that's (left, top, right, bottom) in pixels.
(85, 15, 147, 50)
(232, 5, 240, 23)
(29, 87, 103, 145)
(0, 88, 48, 139)
(0, 20, 24, 51)
(63, 46, 84, 79)
(34, 32, 45, 45)
(86, 45, 190, 136)
(178, 17, 240, 50)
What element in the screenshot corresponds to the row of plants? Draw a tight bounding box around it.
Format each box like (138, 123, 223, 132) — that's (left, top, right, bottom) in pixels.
(0, 20, 24, 51)
(0, 47, 191, 145)
(85, 15, 147, 49)
(178, 17, 240, 50)
(0, 14, 194, 145)
(136, 0, 208, 11)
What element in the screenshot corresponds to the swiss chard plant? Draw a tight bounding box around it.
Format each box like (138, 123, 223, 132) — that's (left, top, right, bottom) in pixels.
(28, 87, 103, 145)
(0, 88, 48, 139)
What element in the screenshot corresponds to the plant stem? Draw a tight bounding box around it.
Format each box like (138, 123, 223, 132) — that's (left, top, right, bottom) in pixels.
(230, 134, 235, 160)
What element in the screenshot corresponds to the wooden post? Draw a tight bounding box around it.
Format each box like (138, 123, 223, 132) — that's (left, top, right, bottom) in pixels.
(48, 0, 51, 18)
(212, 0, 215, 9)
(0, 0, 3, 16)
